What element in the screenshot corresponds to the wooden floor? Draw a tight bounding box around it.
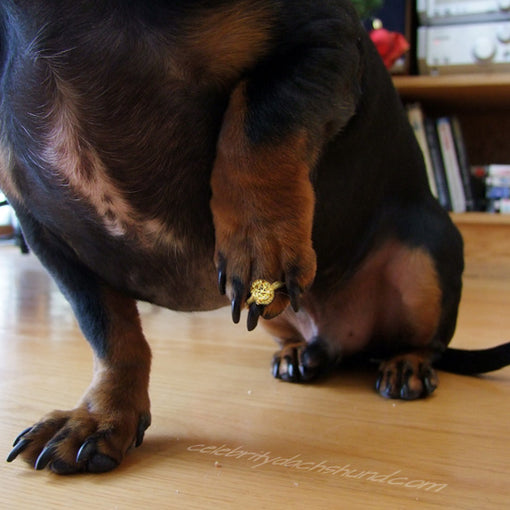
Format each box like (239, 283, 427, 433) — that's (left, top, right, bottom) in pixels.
(1, 227, 510, 509)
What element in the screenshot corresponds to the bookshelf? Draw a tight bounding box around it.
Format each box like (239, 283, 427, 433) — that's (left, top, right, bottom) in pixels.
(393, 73, 510, 230)
(394, 73, 510, 109)
(393, 73, 510, 273)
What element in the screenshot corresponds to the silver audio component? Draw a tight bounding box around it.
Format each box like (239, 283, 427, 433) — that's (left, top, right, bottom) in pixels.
(418, 21, 510, 74)
(417, 0, 510, 26)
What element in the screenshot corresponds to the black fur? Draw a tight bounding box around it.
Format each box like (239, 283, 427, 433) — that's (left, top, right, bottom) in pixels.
(2, 0, 510, 474)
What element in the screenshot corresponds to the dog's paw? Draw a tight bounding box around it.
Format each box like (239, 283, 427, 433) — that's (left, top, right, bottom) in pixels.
(272, 340, 331, 383)
(216, 237, 316, 331)
(210, 109, 317, 331)
(376, 354, 438, 400)
(7, 405, 151, 474)
(212, 179, 317, 330)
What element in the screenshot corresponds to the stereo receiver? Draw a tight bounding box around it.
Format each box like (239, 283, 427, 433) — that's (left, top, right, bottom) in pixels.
(417, 0, 510, 25)
(418, 20, 510, 74)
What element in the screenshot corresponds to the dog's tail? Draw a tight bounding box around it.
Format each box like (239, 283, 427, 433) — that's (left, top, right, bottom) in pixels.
(435, 342, 510, 375)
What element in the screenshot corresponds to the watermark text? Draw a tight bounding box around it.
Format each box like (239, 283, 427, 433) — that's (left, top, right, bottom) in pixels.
(187, 443, 448, 493)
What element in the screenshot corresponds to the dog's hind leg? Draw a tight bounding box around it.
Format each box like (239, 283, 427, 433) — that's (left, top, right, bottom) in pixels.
(6, 209, 151, 474)
(266, 229, 463, 400)
(371, 208, 464, 400)
(372, 243, 444, 400)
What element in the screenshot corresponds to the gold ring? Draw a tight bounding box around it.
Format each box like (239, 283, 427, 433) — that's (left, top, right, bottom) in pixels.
(246, 279, 284, 306)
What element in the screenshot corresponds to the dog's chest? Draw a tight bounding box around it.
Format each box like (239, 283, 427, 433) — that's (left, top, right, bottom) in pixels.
(0, 2, 277, 310)
(2, 62, 227, 310)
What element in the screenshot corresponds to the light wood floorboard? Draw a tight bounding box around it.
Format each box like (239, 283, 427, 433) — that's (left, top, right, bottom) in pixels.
(0, 237, 509, 509)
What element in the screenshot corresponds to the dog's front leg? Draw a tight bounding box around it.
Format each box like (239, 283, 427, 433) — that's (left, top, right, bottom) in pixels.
(210, 22, 361, 330)
(7, 211, 151, 474)
(211, 81, 318, 330)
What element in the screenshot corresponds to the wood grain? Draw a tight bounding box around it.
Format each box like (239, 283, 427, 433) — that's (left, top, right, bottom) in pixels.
(393, 73, 510, 109)
(1, 223, 509, 509)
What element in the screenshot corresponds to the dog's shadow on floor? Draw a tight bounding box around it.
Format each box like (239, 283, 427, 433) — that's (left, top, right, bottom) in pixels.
(314, 357, 380, 392)
(117, 360, 382, 475)
(116, 435, 187, 475)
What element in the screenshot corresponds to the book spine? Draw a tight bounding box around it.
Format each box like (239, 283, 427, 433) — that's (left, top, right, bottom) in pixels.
(436, 117, 466, 213)
(487, 164, 510, 176)
(451, 116, 475, 211)
(424, 118, 452, 211)
(406, 103, 438, 199)
(490, 198, 510, 214)
(486, 186, 510, 199)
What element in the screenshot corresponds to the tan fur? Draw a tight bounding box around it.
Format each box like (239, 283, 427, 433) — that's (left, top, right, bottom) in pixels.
(210, 81, 317, 315)
(265, 240, 442, 357)
(177, 1, 274, 84)
(385, 244, 442, 346)
(41, 76, 185, 249)
(15, 289, 152, 470)
(0, 139, 21, 204)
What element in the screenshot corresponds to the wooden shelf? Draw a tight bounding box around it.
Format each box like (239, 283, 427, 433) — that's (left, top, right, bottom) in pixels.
(393, 73, 510, 109)
(0, 225, 14, 237)
(450, 212, 510, 226)
(394, 75, 510, 225)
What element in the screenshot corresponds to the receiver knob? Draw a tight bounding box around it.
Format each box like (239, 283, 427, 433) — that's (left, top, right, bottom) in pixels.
(497, 25, 510, 43)
(473, 37, 496, 62)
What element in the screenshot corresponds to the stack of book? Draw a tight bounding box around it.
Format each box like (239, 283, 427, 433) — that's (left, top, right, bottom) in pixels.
(407, 103, 475, 213)
(472, 164, 510, 214)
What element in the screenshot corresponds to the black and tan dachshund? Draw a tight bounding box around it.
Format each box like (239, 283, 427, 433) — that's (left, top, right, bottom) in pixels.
(2, 0, 510, 474)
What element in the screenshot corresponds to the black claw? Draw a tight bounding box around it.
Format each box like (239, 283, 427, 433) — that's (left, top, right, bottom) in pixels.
(377, 370, 394, 399)
(247, 303, 262, 332)
(285, 355, 295, 380)
(273, 349, 304, 383)
(136, 414, 151, 448)
(231, 278, 244, 324)
(6, 438, 31, 463)
(12, 427, 33, 447)
(231, 299, 241, 324)
(272, 355, 281, 379)
(423, 375, 437, 396)
(287, 281, 301, 313)
(76, 438, 96, 464)
(217, 254, 227, 295)
(282, 353, 301, 382)
(399, 368, 413, 400)
(34, 445, 55, 471)
(400, 383, 411, 400)
(375, 372, 383, 393)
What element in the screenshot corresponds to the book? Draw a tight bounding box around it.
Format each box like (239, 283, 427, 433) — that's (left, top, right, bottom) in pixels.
(407, 103, 438, 199)
(424, 117, 452, 211)
(471, 165, 510, 213)
(487, 164, 510, 176)
(436, 117, 466, 213)
(486, 186, 510, 199)
(489, 198, 510, 214)
(451, 117, 475, 211)
(486, 176, 510, 187)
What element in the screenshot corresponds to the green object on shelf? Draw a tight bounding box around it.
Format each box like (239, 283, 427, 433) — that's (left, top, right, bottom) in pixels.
(351, 0, 383, 19)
